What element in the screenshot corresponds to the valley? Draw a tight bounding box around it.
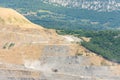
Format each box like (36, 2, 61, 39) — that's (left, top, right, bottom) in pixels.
(0, 0, 120, 30)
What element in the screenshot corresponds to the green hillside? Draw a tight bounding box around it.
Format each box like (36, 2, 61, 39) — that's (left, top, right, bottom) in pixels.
(0, 0, 120, 30)
(58, 29, 120, 63)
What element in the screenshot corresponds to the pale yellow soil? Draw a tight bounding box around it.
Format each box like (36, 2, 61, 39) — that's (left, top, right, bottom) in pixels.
(0, 7, 44, 29)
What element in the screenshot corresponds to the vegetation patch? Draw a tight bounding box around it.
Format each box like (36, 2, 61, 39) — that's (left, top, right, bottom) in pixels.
(58, 29, 120, 63)
(3, 42, 15, 49)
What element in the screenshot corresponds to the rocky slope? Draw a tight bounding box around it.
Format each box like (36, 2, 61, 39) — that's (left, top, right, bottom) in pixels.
(0, 7, 120, 80)
(44, 0, 120, 12)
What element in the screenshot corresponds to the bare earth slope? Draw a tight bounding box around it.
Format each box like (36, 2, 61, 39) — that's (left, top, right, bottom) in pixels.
(0, 7, 120, 80)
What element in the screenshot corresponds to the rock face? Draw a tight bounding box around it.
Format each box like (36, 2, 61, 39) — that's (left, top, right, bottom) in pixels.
(0, 7, 120, 80)
(44, 0, 120, 12)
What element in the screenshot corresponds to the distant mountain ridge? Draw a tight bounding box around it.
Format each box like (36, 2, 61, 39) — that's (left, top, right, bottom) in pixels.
(44, 0, 120, 12)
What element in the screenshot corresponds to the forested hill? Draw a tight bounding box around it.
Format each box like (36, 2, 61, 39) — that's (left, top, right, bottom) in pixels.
(58, 30, 120, 63)
(81, 30, 120, 63)
(0, 0, 120, 30)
